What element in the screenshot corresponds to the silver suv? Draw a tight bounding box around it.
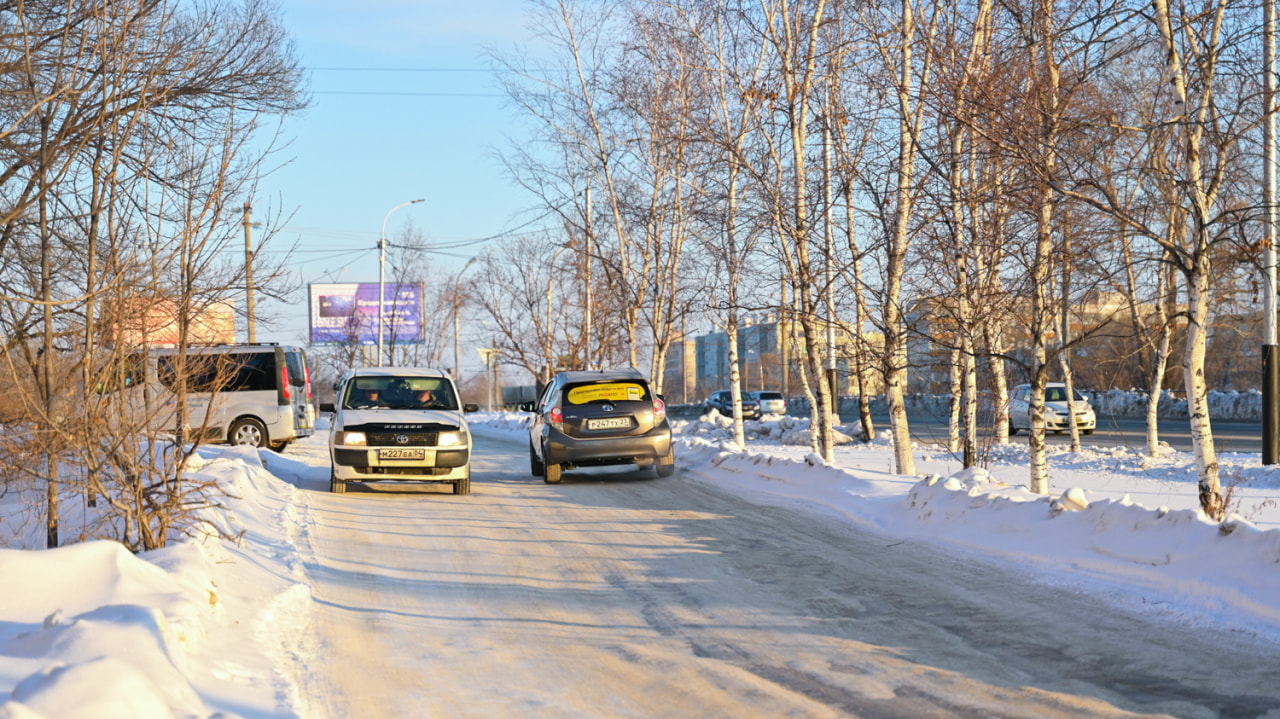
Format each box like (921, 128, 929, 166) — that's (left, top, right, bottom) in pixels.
(321, 368, 478, 494)
(521, 368, 674, 483)
(752, 391, 786, 415)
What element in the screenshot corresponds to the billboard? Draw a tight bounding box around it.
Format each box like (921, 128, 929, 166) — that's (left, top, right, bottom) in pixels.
(309, 283, 424, 345)
(110, 298, 237, 347)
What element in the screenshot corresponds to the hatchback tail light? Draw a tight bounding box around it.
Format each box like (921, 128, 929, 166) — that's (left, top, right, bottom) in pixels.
(548, 405, 563, 431)
(653, 396, 666, 421)
(281, 364, 291, 400)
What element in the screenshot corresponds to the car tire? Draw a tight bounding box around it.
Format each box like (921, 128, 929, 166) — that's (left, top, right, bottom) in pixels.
(330, 468, 346, 494)
(1008, 420, 1017, 436)
(529, 442, 544, 477)
(269, 440, 289, 453)
(229, 417, 268, 448)
(1083, 428, 1094, 435)
(455, 468, 471, 495)
(656, 450, 676, 477)
(544, 461, 562, 484)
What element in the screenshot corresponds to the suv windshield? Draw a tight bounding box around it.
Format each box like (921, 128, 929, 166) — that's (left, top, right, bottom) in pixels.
(343, 376, 458, 410)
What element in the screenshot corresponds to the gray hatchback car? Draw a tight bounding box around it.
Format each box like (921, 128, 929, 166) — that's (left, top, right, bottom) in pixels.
(521, 368, 674, 483)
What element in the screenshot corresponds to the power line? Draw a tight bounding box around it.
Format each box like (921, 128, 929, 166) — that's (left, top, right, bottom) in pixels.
(310, 66, 485, 72)
(313, 90, 504, 97)
(308, 66, 539, 73)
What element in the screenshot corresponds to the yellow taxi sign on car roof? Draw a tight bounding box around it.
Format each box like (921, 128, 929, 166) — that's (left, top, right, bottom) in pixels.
(566, 382, 645, 404)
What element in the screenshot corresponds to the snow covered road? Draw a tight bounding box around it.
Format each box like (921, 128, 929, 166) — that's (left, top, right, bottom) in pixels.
(276, 430, 1280, 718)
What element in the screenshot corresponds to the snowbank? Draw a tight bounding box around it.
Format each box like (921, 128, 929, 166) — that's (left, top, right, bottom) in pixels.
(0, 446, 314, 719)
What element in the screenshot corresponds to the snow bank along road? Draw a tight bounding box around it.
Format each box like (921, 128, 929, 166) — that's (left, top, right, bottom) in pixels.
(279, 429, 1280, 718)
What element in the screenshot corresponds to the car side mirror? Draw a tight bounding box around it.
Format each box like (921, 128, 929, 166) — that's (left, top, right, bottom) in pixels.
(320, 402, 335, 413)
(463, 403, 480, 413)
(518, 401, 536, 413)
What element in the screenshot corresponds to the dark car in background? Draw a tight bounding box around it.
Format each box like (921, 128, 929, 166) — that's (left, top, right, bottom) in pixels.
(521, 368, 674, 483)
(704, 389, 760, 419)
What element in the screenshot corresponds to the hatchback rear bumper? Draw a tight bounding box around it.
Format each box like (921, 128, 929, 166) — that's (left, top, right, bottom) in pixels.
(545, 426, 672, 467)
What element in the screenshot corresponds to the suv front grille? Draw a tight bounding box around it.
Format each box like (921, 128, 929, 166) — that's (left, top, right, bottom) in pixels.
(367, 432, 440, 446)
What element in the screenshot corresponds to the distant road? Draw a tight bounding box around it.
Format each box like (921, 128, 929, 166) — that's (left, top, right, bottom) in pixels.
(669, 404, 1261, 454)
(859, 411, 1262, 454)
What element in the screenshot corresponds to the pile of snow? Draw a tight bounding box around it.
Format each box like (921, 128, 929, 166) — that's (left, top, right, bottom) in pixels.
(1092, 388, 1265, 420)
(0, 446, 314, 719)
(676, 409, 861, 448)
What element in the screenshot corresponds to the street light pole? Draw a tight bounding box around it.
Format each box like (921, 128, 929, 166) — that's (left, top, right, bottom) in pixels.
(583, 185, 593, 369)
(454, 257, 478, 380)
(378, 198, 424, 367)
(243, 202, 255, 343)
(1265, 0, 1279, 464)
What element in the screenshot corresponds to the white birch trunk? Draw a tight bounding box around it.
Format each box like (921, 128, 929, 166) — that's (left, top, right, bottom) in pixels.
(885, 0, 917, 477)
(1028, 0, 1059, 495)
(1146, 261, 1175, 457)
(1151, 0, 1225, 518)
(1185, 250, 1224, 518)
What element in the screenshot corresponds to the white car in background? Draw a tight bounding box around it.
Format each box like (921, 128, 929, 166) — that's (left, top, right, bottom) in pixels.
(751, 391, 787, 416)
(1009, 382, 1096, 435)
(320, 367, 478, 495)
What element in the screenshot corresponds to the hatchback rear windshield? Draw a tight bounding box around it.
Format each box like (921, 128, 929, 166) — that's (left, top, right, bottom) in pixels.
(756, 392, 783, 400)
(564, 381, 651, 405)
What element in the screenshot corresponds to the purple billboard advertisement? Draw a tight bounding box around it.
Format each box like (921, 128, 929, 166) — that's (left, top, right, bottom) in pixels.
(309, 283, 424, 345)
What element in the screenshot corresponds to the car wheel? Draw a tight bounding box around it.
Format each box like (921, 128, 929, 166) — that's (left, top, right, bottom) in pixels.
(656, 450, 676, 477)
(330, 468, 346, 494)
(1008, 420, 1017, 436)
(529, 442, 544, 477)
(1083, 428, 1094, 435)
(454, 468, 471, 495)
(544, 461, 562, 484)
(269, 440, 289, 453)
(229, 418, 268, 448)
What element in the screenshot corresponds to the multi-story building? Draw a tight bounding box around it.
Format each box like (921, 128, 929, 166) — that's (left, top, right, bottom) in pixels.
(693, 315, 883, 401)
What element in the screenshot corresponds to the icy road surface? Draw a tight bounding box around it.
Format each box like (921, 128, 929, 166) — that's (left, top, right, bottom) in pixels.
(278, 430, 1280, 718)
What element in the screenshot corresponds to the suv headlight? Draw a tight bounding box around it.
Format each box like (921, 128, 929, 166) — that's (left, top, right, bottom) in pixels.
(336, 431, 366, 446)
(438, 431, 465, 447)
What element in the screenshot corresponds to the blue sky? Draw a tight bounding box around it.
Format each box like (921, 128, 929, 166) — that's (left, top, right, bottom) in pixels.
(249, 0, 540, 355)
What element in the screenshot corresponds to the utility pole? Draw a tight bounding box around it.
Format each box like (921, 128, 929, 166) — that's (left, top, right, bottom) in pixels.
(780, 277, 789, 397)
(243, 202, 255, 343)
(823, 120, 839, 414)
(584, 185, 593, 369)
(1266, 0, 1278, 464)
